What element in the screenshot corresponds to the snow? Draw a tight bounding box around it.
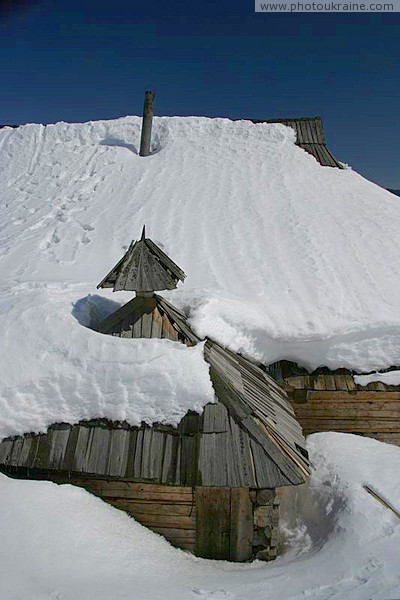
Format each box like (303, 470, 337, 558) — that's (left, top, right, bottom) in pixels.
(355, 370, 400, 386)
(1, 433, 398, 600)
(0, 282, 214, 439)
(1, 115, 400, 437)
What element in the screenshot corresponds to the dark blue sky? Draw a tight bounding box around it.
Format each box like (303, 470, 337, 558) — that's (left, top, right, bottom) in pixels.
(1, 0, 399, 187)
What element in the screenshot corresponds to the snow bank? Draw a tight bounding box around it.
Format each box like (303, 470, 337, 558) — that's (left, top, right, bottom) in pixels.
(0, 433, 398, 600)
(0, 282, 213, 439)
(1, 116, 400, 437)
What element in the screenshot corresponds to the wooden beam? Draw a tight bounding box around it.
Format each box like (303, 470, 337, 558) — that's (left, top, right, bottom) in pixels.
(230, 488, 253, 561)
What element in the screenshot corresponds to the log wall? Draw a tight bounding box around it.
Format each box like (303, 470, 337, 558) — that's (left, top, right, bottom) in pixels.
(69, 480, 197, 552)
(283, 374, 400, 446)
(58, 479, 279, 561)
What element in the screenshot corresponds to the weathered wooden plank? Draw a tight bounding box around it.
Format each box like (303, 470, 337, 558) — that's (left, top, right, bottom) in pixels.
(61, 424, 79, 471)
(198, 431, 216, 486)
(180, 434, 198, 487)
(151, 306, 163, 338)
(171, 541, 195, 552)
(283, 376, 305, 390)
(313, 375, 326, 390)
(230, 488, 252, 561)
(77, 481, 193, 494)
(107, 429, 130, 477)
(243, 417, 301, 485)
(10, 438, 24, 465)
(17, 436, 33, 467)
(300, 420, 400, 432)
(124, 429, 138, 479)
(228, 417, 256, 487)
(141, 312, 153, 338)
(200, 403, 233, 486)
(249, 438, 288, 488)
(140, 428, 153, 479)
(294, 406, 400, 418)
(109, 501, 196, 516)
(150, 527, 196, 540)
(86, 428, 111, 474)
(0, 440, 13, 464)
(126, 513, 195, 529)
(133, 429, 144, 478)
(132, 315, 142, 338)
(48, 426, 71, 470)
(195, 487, 231, 559)
(73, 427, 91, 472)
(150, 430, 165, 481)
(96, 490, 195, 502)
(161, 313, 179, 341)
(161, 433, 180, 485)
(297, 400, 400, 411)
(32, 434, 51, 469)
(306, 391, 400, 402)
(344, 375, 357, 391)
(333, 373, 349, 391)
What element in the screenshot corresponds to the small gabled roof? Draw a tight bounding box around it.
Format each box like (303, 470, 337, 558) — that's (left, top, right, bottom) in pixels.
(97, 227, 186, 292)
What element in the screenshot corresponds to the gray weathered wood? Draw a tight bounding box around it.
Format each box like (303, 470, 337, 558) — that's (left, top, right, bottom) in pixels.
(48, 426, 71, 469)
(107, 429, 130, 477)
(230, 488, 253, 561)
(195, 487, 231, 559)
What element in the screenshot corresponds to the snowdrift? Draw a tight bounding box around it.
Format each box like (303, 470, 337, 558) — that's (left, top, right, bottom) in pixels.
(0, 433, 398, 600)
(1, 116, 400, 437)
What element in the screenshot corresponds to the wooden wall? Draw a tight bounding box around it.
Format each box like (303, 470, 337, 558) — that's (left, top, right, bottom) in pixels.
(58, 479, 279, 562)
(69, 480, 197, 553)
(283, 374, 400, 446)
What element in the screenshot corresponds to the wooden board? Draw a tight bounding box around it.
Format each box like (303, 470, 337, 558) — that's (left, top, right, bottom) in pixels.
(195, 487, 231, 560)
(109, 501, 196, 516)
(306, 391, 400, 402)
(290, 389, 400, 440)
(230, 488, 252, 561)
(66, 478, 196, 552)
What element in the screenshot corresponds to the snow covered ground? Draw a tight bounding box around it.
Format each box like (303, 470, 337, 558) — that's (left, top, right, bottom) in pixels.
(1, 116, 400, 436)
(1, 433, 398, 600)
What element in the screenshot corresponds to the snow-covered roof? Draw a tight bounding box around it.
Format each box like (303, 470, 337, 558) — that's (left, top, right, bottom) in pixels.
(1, 115, 400, 440)
(0, 337, 309, 488)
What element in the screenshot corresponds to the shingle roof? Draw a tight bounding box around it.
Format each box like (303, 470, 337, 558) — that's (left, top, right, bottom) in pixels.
(97, 228, 186, 292)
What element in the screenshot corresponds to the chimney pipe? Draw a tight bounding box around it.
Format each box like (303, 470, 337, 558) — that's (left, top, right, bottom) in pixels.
(139, 91, 155, 157)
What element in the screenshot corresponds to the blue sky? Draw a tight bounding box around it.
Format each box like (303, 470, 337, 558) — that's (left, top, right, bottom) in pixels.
(1, 0, 399, 187)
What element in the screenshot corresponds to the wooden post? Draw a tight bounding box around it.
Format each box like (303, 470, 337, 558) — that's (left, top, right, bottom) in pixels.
(139, 91, 155, 157)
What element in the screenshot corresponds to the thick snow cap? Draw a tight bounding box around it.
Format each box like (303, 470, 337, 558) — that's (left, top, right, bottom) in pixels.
(1, 116, 400, 438)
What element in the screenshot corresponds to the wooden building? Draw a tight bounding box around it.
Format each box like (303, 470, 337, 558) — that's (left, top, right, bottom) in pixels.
(269, 361, 400, 447)
(0, 229, 309, 562)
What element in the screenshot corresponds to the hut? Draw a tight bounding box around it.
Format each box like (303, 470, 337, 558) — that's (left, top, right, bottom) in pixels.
(268, 361, 400, 447)
(0, 228, 309, 562)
